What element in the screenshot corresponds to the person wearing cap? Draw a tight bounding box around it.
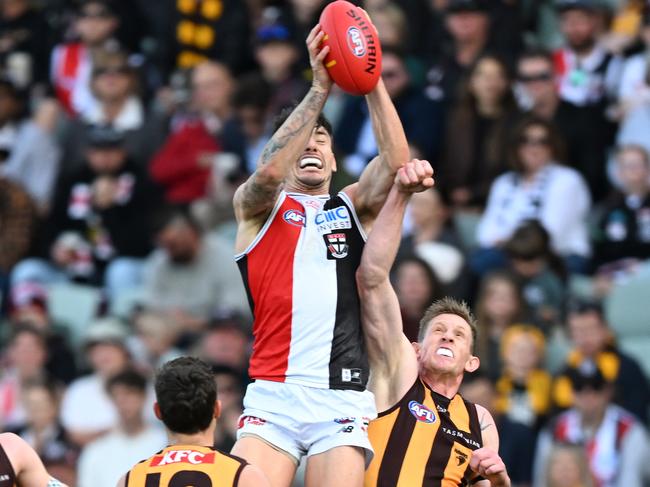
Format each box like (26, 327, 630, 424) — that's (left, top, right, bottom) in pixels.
(58, 317, 132, 447)
(424, 0, 494, 104)
(50, 0, 121, 116)
(553, 0, 624, 201)
(11, 125, 156, 295)
(534, 365, 650, 487)
(254, 17, 309, 120)
(60, 49, 167, 172)
(553, 299, 650, 423)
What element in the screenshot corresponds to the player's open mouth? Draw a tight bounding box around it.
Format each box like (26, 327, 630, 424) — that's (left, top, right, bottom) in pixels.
(300, 156, 323, 169)
(436, 347, 454, 358)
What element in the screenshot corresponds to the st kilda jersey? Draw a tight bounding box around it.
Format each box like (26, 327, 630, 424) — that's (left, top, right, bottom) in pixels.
(236, 190, 369, 390)
(124, 445, 246, 486)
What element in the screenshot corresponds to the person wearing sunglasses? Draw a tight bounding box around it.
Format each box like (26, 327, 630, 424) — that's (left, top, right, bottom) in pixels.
(474, 116, 592, 275)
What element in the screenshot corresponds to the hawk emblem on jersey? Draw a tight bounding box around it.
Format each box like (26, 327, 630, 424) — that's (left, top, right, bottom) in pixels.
(455, 448, 468, 466)
(326, 233, 349, 259)
(408, 400, 436, 423)
(283, 209, 306, 227)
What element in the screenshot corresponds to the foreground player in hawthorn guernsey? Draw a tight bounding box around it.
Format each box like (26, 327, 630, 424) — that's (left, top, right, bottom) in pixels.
(0, 433, 68, 487)
(117, 358, 268, 487)
(357, 160, 511, 487)
(231, 20, 409, 487)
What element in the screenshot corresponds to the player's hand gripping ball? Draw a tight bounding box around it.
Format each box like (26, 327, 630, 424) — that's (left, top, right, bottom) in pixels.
(319, 0, 382, 95)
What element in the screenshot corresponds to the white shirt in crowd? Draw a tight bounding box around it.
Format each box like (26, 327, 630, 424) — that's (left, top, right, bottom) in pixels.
(477, 163, 592, 257)
(76, 425, 168, 487)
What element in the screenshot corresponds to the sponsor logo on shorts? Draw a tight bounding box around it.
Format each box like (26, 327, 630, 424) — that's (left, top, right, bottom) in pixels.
(150, 450, 215, 466)
(408, 401, 436, 423)
(283, 209, 306, 227)
(334, 417, 356, 424)
(338, 425, 355, 434)
(346, 26, 366, 57)
(238, 415, 267, 429)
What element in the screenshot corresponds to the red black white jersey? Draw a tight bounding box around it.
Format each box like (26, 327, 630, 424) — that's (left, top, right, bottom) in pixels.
(236, 190, 369, 391)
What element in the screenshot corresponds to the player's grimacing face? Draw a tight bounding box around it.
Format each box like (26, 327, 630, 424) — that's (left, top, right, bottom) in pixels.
(418, 314, 476, 376)
(291, 125, 336, 188)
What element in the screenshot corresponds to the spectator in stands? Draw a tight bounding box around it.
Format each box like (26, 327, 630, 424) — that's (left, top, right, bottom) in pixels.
(393, 255, 444, 343)
(461, 372, 536, 487)
(159, 0, 251, 76)
(8, 283, 77, 385)
(542, 444, 595, 487)
(424, 0, 492, 103)
(150, 61, 245, 204)
(399, 188, 468, 297)
(516, 50, 561, 121)
(504, 221, 566, 331)
(0, 155, 36, 293)
(475, 271, 526, 380)
(440, 54, 521, 208)
(475, 117, 591, 275)
(198, 315, 251, 380)
(51, 0, 121, 116)
(553, 0, 623, 200)
(495, 325, 553, 430)
(61, 49, 167, 172)
(553, 300, 650, 423)
(0, 324, 48, 429)
(12, 378, 78, 485)
(210, 364, 244, 452)
(0, 0, 53, 89)
(336, 48, 444, 175)
(77, 369, 166, 487)
(616, 5, 650, 116)
(594, 145, 650, 272)
(130, 310, 183, 374)
(60, 317, 131, 446)
(253, 17, 309, 120)
(534, 366, 650, 487)
(0, 88, 61, 213)
(141, 208, 250, 330)
(11, 126, 155, 294)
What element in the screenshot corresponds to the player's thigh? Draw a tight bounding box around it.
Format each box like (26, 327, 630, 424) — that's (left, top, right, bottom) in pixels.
(304, 445, 365, 487)
(232, 436, 297, 487)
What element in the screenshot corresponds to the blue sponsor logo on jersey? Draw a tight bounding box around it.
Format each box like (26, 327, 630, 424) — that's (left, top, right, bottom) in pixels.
(408, 400, 436, 423)
(315, 206, 350, 225)
(283, 209, 306, 227)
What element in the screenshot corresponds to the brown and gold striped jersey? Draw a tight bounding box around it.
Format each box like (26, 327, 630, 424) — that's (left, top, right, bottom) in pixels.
(125, 444, 247, 487)
(365, 378, 483, 487)
(0, 444, 15, 487)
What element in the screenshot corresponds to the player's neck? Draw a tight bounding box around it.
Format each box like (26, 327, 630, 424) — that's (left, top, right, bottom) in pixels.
(284, 179, 331, 196)
(167, 427, 216, 449)
(421, 371, 463, 399)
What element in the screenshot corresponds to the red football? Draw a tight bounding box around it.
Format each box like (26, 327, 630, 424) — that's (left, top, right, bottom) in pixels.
(319, 0, 382, 96)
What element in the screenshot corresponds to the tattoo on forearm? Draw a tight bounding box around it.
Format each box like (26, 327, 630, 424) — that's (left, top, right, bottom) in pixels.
(240, 177, 280, 213)
(259, 89, 327, 166)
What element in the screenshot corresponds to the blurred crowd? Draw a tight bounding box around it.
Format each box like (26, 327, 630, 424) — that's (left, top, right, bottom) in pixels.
(0, 0, 650, 486)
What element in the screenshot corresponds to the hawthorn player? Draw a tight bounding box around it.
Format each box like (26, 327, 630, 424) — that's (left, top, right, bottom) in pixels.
(117, 358, 268, 487)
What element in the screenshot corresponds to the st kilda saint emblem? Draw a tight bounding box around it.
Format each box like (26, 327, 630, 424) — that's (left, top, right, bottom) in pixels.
(326, 233, 349, 259)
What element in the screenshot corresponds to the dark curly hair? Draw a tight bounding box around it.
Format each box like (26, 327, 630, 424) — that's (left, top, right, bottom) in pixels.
(154, 357, 217, 434)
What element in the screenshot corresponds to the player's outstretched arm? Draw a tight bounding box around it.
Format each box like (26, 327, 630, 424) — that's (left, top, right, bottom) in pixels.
(357, 160, 433, 411)
(234, 24, 332, 223)
(470, 406, 511, 487)
(349, 75, 410, 225)
(0, 433, 68, 487)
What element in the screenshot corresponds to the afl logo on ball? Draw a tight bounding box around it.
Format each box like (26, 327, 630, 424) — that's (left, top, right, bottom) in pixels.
(408, 401, 436, 423)
(346, 26, 366, 57)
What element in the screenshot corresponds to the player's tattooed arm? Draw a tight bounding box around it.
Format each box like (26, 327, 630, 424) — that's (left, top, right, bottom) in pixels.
(479, 410, 494, 432)
(234, 86, 328, 222)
